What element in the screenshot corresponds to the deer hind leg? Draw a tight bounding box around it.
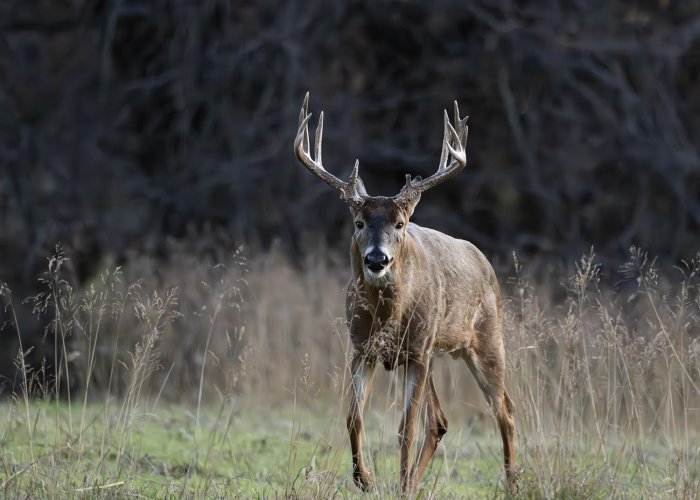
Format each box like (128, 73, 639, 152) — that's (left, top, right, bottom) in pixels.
(347, 352, 376, 491)
(463, 343, 517, 494)
(410, 373, 448, 487)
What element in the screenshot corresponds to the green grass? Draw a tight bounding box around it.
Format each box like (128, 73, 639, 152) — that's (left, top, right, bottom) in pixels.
(0, 400, 492, 497)
(2, 399, 695, 498)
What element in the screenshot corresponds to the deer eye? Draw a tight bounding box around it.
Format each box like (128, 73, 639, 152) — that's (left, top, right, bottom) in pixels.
(355, 221, 364, 229)
(395, 222, 404, 230)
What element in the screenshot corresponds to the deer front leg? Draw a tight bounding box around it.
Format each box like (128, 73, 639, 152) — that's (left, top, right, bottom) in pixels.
(399, 358, 428, 494)
(410, 374, 448, 486)
(347, 352, 376, 491)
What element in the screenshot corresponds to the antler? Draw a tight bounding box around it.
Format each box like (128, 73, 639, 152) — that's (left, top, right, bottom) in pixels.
(394, 101, 468, 207)
(294, 92, 366, 209)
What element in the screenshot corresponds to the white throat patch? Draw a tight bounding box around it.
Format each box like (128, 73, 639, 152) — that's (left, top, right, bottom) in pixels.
(363, 266, 393, 287)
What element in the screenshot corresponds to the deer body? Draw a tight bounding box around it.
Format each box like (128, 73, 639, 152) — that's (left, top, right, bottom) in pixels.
(293, 94, 516, 494)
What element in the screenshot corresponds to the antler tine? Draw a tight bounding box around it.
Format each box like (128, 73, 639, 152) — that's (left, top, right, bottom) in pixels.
(454, 100, 469, 145)
(350, 159, 360, 184)
(300, 92, 311, 154)
(437, 110, 450, 171)
(295, 111, 313, 155)
(454, 101, 461, 132)
(315, 111, 323, 165)
(444, 119, 461, 164)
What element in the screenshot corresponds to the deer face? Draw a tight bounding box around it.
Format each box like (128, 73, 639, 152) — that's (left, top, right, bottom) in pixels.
(352, 197, 415, 283)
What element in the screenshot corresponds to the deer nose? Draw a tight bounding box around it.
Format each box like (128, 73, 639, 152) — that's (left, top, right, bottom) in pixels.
(364, 251, 390, 272)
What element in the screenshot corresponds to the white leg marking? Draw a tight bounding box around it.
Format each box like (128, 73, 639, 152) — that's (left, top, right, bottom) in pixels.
(353, 370, 365, 404)
(404, 367, 418, 413)
(466, 354, 501, 413)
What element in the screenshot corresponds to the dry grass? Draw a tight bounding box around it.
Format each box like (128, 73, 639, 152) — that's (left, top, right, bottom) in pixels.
(0, 241, 699, 497)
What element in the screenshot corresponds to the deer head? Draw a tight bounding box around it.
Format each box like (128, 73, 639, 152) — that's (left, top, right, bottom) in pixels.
(293, 93, 468, 284)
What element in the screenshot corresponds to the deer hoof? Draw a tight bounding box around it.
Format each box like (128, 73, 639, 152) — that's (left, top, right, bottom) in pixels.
(506, 466, 523, 496)
(353, 468, 373, 491)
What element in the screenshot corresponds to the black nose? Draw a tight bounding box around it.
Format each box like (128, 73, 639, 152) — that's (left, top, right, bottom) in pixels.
(364, 251, 390, 272)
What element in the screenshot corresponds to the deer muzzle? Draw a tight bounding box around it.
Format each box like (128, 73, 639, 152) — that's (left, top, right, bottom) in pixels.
(364, 250, 391, 272)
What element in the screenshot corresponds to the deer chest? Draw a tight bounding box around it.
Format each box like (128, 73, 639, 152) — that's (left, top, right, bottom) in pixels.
(350, 319, 416, 371)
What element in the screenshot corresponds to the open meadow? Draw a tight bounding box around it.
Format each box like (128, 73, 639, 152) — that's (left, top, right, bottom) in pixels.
(2, 1, 700, 498)
(1, 244, 698, 498)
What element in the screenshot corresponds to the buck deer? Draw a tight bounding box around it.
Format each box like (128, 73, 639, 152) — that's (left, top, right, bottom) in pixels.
(293, 93, 516, 495)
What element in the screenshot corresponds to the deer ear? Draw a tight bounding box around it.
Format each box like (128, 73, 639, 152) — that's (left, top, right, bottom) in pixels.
(343, 160, 367, 211)
(355, 176, 368, 197)
(349, 202, 361, 215)
(397, 191, 421, 217)
(346, 172, 367, 214)
(394, 174, 421, 216)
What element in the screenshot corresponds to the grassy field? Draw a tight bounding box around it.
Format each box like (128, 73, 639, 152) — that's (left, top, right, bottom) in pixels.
(1, 399, 499, 497)
(1, 245, 699, 498)
(0, 397, 697, 498)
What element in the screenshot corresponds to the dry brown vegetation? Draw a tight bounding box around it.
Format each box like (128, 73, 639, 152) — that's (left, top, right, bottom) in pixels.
(2, 0, 700, 293)
(1, 242, 699, 496)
